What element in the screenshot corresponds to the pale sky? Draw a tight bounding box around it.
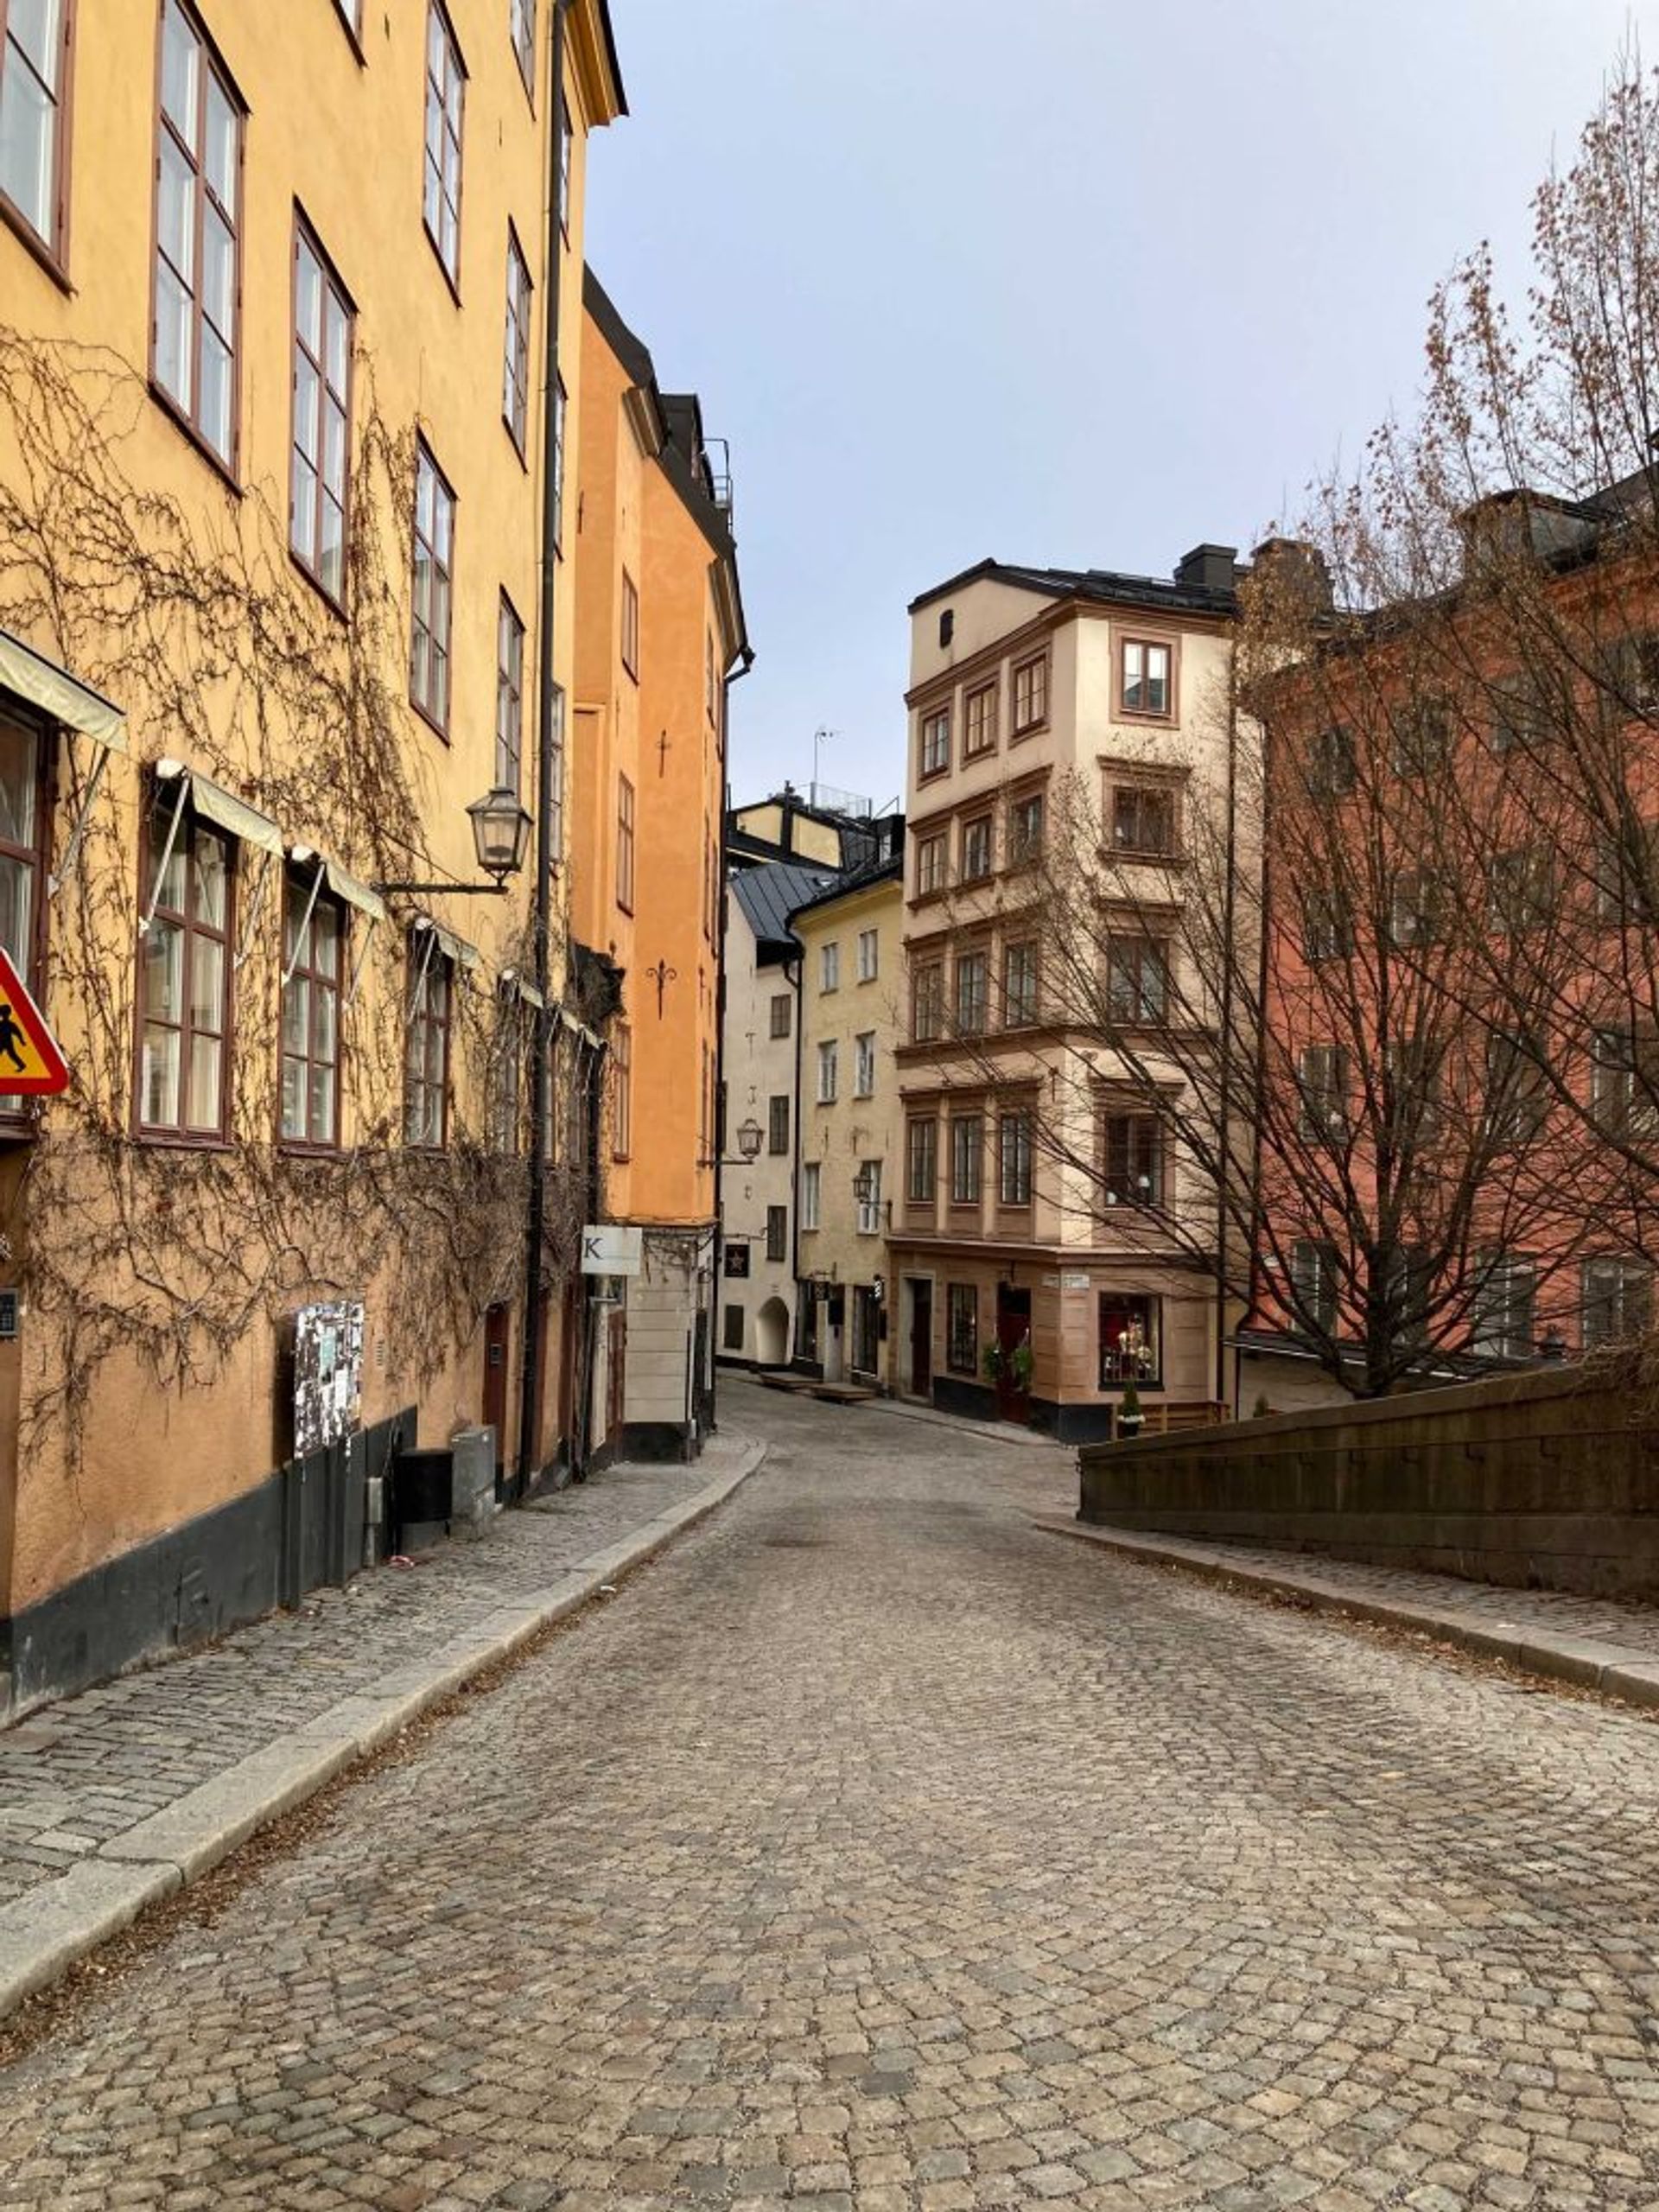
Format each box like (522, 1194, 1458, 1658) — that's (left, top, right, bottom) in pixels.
(585, 0, 1659, 811)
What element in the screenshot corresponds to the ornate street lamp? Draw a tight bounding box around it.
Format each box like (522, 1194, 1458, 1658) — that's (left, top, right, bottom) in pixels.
(375, 787, 533, 897)
(736, 1118, 764, 1161)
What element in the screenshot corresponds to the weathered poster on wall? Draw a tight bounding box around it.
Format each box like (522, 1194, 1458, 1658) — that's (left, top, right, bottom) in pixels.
(294, 1300, 365, 1458)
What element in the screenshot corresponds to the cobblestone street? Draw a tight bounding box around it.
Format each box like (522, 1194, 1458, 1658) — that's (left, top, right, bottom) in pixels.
(3, 1379, 1659, 2209)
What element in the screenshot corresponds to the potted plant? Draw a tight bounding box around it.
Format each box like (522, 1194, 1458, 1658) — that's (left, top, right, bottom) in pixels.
(981, 1342, 1005, 1387)
(1008, 1338, 1034, 1393)
(1117, 1375, 1144, 1440)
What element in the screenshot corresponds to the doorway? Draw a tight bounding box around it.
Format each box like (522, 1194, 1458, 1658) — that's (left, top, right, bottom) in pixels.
(483, 1304, 511, 1477)
(995, 1285, 1033, 1423)
(907, 1278, 933, 1398)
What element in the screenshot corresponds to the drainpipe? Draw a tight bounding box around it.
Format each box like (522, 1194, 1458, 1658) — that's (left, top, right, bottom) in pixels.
(1214, 664, 1240, 1413)
(709, 653, 753, 1434)
(517, 0, 570, 1498)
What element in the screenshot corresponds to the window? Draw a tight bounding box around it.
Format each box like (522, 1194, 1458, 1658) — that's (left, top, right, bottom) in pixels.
(954, 947, 988, 1035)
(612, 1020, 632, 1160)
(706, 632, 718, 725)
(1472, 1252, 1536, 1362)
(855, 1160, 882, 1235)
(1298, 1044, 1349, 1141)
(551, 376, 567, 549)
(855, 1032, 876, 1097)
(1594, 817, 1659, 925)
(0, 709, 45, 987)
(919, 708, 950, 779)
(280, 873, 343, 1148)
(1103, 1113, 1161, 1208)
(819, 940, 840, 993)
(906, 1117, 937, 1203)
(1385, 1036, 1440, 1141)
(410, 442, 455, 731)
(998, 1113, 1032, 1206)
(912, 962, 944, 1043)
(1582, 1258, 1651, 1350)
(916, 831, 948, 896)
(1488, 846, 1554, 933)
(404, 936, 452, 1147)
(138, 797, 232, 1137)
(1121, 639, 1171, 717)
(1003, 940, 1039, 1028)
(1007, 791, 1044, 865)
(423, 0, 465, 289)
(1100, 1295, 1160, 1387)
(1389, 869, 1439, 949)
(769, 993, 791, 1039)
(289, 222, 353, 603)
(1111, 785, 1175, 857)
(961, 816, 993, 883)
(1491, 674, 1552, 756)
(492, 987, 524, 1155)
(767, 1094, 789, 1155)
(946, 1284, 978, 1375)
(801, 1160, 821, 1230)
(1486, 1028, 1548, 1143)
(509, 0, 536, 88)
(557, 92, 571, 230)
(1602, 632, 1659, 718)
(494, 593, 524, 795)
(1386, 1242, 1433, 1344)
(950, 1114, 982, 1204)
(1, 0, 73, 262)
(620, 571, 639, 677)
(1289, 1239, 1340, 1336)
(1303, 889, 1352, 963)
(817, 1039, 838, 1103)
(1012, 653, 1048, 734)
(1391, 697, 1452, 779)
(1591, 1027, 1659, 1137)
(856, 927, 879, 982)
(503, 228, 532, 453)
(723, 1301, 746, 1352)
(766, 1205, 788, 1263)
(1106, 935, 1169, 1024)
(963, 681, 998, 757)
(616, 774, 635, 912)
(1307, 725, 1357, 799)
(153, 0, 242, 467)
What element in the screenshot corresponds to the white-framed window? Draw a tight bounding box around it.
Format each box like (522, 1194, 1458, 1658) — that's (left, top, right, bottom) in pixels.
(1289, 1238, 1340, 1335)
(855, 1032, 876, 1097)
(801, 1160, 821, 1230)
(1472, 1251, 1536, 1362)
(1582, 1258, 1650, 1349)
(820, 940, 839, 993)
(856, 1160, 882, 1236)
(856, 927, 879, 981)
(817, 1039, 837, 1103)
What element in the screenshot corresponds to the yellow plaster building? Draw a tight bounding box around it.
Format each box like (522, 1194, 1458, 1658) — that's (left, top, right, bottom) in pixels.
(791, 853, 906, 1386)
(570, 271, 748, 1459)
(0, 0, 624, 1715)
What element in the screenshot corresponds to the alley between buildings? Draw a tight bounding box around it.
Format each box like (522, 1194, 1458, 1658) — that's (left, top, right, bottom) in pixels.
(2, 1380, 1657, 2209)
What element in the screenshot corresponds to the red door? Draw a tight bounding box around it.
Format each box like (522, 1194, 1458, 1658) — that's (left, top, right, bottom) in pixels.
(995, 1287, 1032, 1423)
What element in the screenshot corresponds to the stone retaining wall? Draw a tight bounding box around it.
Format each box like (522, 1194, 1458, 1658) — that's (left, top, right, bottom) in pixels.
(1077, 1363, 1659, 1599)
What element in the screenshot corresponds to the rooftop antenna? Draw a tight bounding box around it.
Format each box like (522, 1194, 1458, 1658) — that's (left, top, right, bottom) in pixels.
(812, 726, 838, 806)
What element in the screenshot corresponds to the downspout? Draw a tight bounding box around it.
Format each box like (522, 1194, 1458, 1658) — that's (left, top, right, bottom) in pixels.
(789, 941, 804, 1356)
(517, 0, 570, 1497)
(709, 652, 753, 1435)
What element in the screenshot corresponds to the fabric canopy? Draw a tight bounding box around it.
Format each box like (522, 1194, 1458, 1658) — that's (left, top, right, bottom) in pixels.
(416, 915, 480, 972)
(167, 768, 284, 859)
(0, 627, 128, 751)
(323, 857, 387, 925)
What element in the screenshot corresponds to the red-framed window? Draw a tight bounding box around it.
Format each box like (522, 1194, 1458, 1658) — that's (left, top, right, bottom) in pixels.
(137, 794, 234, 1138)
(280, 870, 343, 1148)
(152, 0, 243, 470)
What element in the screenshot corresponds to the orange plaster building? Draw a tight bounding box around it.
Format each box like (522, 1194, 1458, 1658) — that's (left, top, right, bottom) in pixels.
(570, 272, 749, 1459)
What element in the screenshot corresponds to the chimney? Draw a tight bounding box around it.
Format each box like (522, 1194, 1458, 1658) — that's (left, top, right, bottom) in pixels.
(1174, 543, 1238, 595)
(1248, 537, 1333, 615)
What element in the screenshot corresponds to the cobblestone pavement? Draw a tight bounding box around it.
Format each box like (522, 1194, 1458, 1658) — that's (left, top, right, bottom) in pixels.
(3, 1378, 1659, 2209)
(1058, 1524, 1659, 1662)
(0, 1452, 728, 1910)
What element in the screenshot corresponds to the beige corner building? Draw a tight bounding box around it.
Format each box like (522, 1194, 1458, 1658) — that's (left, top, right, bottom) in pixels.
(791, 851, 906, 1385)
(892, 551, 1243, 1441)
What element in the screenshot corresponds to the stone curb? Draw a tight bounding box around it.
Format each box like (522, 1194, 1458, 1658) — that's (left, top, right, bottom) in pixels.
(0, 1437, 768, 2022)
(1032, 1515, 1659, 1711)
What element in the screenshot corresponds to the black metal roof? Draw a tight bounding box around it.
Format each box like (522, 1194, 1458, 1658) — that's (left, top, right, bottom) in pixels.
(729, 860, 842, 955)
(907, 556, 1238, 620)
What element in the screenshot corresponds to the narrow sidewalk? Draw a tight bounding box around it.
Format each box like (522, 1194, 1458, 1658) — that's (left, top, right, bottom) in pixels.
(0, 1434, 766, 2020)
(1037, 1514, 1659, 1706)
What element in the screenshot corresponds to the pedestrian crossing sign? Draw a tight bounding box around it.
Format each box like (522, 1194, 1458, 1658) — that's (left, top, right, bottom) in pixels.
(0, 949, 68, 1095)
